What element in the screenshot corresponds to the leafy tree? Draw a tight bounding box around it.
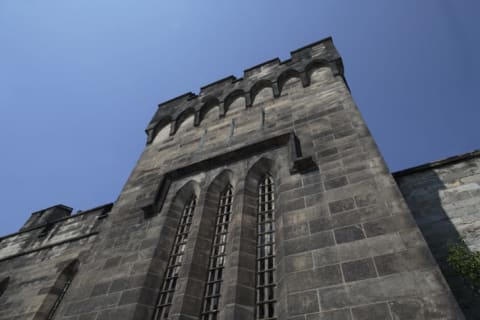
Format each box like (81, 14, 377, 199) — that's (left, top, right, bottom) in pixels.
(447, 241, 480, 301)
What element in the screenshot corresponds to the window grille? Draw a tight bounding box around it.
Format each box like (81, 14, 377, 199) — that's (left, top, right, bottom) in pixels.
(256, 175, 276, 320)
(200, 185, 233, 320)
(47, 278, 73, 319)
(154, 195, 197, 320)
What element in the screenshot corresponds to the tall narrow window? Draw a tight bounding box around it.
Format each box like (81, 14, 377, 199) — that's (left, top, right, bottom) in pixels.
(200, 185, 233, 320)
(154, 195, 197, 320)
(47, 277, 73, 319)
(45, 260, 78, 320)
(256, 175, 276, 319)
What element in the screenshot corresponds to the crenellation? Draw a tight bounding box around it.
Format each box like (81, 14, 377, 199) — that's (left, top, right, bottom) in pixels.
(243, 57, 281, 79)
(145, 37, 344, 147)
(199, 75, 237, 97)
(290, 37, 332, 59)
(0, 203, 112, 263)
(145, 92, 197, 139)
(21, 204, 73, 231)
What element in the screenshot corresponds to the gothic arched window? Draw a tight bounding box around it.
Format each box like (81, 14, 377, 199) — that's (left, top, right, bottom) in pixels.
(256, 174, 276, 319)
(200, 185, 233, 320)
(46, 260, 78, 320)
(154, 195, 197, 320)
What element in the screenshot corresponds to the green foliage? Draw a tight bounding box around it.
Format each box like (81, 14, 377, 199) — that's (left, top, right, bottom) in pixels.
(447, 241, 480, 291)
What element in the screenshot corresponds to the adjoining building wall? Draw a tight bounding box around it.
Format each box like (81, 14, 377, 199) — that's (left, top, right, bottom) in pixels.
(0, 38, 464, 320)
(395, 150, 480, 319)
(0, 204, 111, 320)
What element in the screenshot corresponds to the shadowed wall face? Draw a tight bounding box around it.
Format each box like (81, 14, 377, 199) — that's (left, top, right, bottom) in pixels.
(395, 152, 480, 319)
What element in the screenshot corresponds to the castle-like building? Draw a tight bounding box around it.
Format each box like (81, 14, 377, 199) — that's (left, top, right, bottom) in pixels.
(0, 37, 478, 320)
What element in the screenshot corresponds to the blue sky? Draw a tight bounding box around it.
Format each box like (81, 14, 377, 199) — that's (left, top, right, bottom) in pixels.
(0, 0, 478, 236)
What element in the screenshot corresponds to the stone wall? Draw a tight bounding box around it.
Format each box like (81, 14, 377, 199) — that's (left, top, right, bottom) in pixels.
(0, 38, 464, 319)
(395, 150, 480, 318)
(0, 204, 111, 320)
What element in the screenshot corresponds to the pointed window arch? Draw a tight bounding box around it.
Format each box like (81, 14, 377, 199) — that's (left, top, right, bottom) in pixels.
(256, 174, 276, 319)
(154, 195, 197, 320)
(44, 260, 78, 320)
(200, 185, 234, 320)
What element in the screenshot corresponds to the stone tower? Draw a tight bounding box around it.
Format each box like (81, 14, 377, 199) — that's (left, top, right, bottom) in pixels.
(0, 37, 464, 319)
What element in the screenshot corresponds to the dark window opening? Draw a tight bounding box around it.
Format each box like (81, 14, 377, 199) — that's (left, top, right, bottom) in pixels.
(46, 260, 78, 320)
(154, 195, 197, 320)
(256, 175, 276, 320)
(200, 185, 233, 320)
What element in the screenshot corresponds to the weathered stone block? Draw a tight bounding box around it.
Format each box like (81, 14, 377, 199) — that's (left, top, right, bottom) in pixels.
(91, 282, 110, 297)
(328, 198, 355, 214)
(363, 215, 416, 238)
(324, 176, 348, 190)
(286, 264, 343, 292)
(307, 310, 351, 320)
(284, 231, 335, 256)
(287, 290, 319, 316)
(334, 225, 365, 244)
(312, 233, 406, 268)
(284, 252, 314, 273)
(374, 246, 436, 276)
(351, 302, 391, 320)
(341, 257, 377, 282)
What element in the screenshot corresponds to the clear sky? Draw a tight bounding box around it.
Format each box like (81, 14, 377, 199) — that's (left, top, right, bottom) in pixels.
(0, 0, 478, 236)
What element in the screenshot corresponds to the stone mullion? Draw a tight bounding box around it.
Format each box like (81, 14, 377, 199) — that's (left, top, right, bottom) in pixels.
(219, 179, 257, 320)
(270, 169, 290, 320)
(125, 191, 180, 319)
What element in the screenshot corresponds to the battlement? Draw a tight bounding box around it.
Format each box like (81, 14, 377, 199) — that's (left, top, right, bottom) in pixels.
(200, 75, 237, 95)
(243, 58, 281, 79)
(145, 37, 344, 144)
(0, 203, 113, 263)
(8, 203, 113, 236)
(21, 204, 73, 231)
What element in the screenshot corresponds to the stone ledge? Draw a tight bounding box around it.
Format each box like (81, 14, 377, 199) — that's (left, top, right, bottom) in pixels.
(393, 149, 480, 177)
(0, 203, 112, 241)
(0, 232, 98, 262)
(141, 131, 317, 217)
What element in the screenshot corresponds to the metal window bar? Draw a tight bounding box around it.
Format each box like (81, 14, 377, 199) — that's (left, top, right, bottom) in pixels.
(154, 196, 197, 320)
(46, 278, 73, 320)
(200, 186, 233, 320)
(256, 175, 276, 320)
